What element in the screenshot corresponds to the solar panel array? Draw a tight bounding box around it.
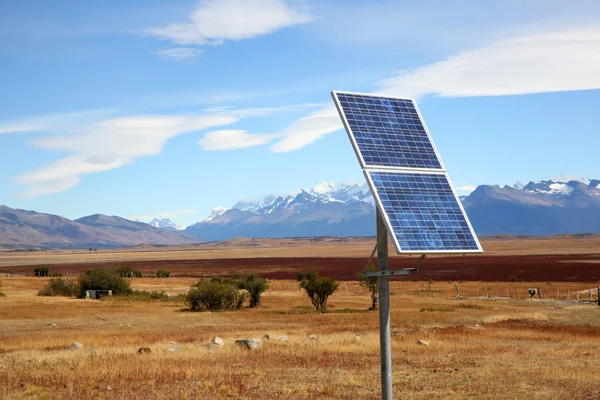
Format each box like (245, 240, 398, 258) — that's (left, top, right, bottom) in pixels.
(331, 91, 481, 254)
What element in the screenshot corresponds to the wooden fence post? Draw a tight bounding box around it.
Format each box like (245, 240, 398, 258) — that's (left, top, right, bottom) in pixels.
(476, 287, 480, 297)
(506, 288, 510, 299)
(454, 283, 459, 298)
(516, 287, 520, 299)
(567, 289, 570, 302)
(556, 288, 559, 301)
(484, 287, 489, 298)
(537, 285, 542, 299)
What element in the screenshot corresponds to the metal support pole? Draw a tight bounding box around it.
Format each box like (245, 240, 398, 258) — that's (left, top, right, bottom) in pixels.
(376, 209, 392, 400)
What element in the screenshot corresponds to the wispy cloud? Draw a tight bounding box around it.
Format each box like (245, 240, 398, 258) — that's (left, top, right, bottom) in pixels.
(2, 104, 320, 197)
(0, 109, 114, 135)
(199, 130, 278, 150)
(264, 24, 600, 152)
(156, 47, 202, 61)
(380, 25, 600, 98)
(145, 0, 313, 47)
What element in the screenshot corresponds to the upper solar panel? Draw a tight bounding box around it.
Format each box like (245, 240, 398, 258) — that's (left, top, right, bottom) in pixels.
(365, 170, 481, 253)
(332, 91, 444, 170)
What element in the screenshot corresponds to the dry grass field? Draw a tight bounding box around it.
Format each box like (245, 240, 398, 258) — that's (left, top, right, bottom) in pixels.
(1, 236, 600, 399)
(2, 277, 600, 399)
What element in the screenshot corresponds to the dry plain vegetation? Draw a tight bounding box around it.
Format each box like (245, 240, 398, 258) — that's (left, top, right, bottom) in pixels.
(1, 236, 600, 399)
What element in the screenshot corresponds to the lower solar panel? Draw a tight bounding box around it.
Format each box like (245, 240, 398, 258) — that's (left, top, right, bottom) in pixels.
(365, 170, 482, 253)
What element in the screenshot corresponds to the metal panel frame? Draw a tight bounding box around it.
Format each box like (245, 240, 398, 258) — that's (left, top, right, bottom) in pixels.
(331, 90, 447, 172)
(363, 169, 482, 254)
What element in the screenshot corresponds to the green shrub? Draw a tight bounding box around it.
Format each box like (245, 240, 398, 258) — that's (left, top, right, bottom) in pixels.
(358, 263, 379, 310)
(34, 267, 49, 277)
(297, 272, 339, 311)
(38, 278, 79, 297)
(128, 290, 171, 301)
(236, 273, 268, 308)
(115, 265, 142, 278)
(186, 279, 247, 311)
(156, 269, 171, 278)
(78, 269, 132, 298)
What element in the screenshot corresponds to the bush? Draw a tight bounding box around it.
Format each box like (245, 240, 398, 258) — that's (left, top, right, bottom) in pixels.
(78, 269, 132, 298)
(186, 278, 247, 311)
(297, 272, 339, 311)
(34, 267, 49, 277)
(38, 278, 79, 297)
(115, 266, 142, 278)
(156, 269, 171, 278)
(0, 281, 5, 297)
(358, 263, 379, 310)
(236, 273, 268, 308)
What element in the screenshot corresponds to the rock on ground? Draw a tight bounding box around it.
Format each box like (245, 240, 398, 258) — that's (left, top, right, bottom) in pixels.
(417, 339, 429, 346)
(212, 337, 224, 346)
(308, 334, 319, 341)
(277, 336, 289, 341)
(69, 342, 84, 350)
(235, 339, 263, 350)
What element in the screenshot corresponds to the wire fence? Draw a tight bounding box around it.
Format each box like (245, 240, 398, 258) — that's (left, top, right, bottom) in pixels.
(3, 272, 599, 305)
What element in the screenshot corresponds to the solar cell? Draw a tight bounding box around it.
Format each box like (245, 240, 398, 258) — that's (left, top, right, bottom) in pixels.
(332, 92, 443, 170)
(365, 170, 481, 253)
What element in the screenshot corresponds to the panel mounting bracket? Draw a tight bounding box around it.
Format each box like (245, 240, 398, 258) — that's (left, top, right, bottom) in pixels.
(363, 254, 425, 277)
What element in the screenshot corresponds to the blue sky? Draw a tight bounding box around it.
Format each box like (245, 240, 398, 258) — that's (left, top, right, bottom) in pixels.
(1, 0, 600, 226)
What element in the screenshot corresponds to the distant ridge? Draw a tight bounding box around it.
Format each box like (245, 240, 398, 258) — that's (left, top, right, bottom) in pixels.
(0, 206, 200, 249)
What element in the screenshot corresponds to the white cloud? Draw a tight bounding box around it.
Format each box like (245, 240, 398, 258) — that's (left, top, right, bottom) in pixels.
(0, 109, 113, 134)
(199, 130, 278, 150)
(270, 105, 341, 153)
(3, 104, 318, 197)
(145, 0, 313, 45)
(156, 47, 202, 60)
(264, 24, 600, 153)
(380, 25, 600, 98)
(12, 114, 238, 197)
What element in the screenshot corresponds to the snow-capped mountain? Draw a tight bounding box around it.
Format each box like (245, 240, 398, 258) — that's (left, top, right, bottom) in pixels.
(184, 176, 600, 240)
(186, 182, 375, 240)
(146, 218, 184, 231)
(226, 182, 374, 218)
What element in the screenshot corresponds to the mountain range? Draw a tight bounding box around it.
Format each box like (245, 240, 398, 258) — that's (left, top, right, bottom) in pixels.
(2, 174, 600, 248)
(0, 207, 199, 249)
(183, 174, 600, 240)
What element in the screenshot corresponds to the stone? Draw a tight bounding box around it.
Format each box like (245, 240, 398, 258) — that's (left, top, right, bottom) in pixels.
(417, 340, 429, 346)
(212, 337, 224, 346)
(277, 336, 289, 341)
(235, 339, 263, 350)
(49, 323, 57, 327)
(354, 335, 361, 341)
(69, 342, 84, 350)
(168, 343, 181, 352)
(137, 347, 151, 354)
(308, 334, 319, 341)
(262, 334, 271, 340)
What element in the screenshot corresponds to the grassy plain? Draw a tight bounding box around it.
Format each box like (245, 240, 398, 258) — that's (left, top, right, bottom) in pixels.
(1, 277, 600, 399)
(2, 235, 600, 268)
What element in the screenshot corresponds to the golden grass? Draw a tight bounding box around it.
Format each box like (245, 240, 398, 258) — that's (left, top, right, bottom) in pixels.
(2, 235, 599, 268)
(1, 277, 600, 399)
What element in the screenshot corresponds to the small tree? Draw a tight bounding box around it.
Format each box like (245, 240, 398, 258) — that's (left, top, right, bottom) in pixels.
(186, 278, 247, 311)
(297, 272, 339, 311)
(156, 269, 171, 278)
(358, 263, 379, 310)
(78, 269, 132, 298)
(34, 267, 49, 277)
(236, 273, 268, 308)
(38, 278, 79, 297)
(115, 265, 142, 278)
